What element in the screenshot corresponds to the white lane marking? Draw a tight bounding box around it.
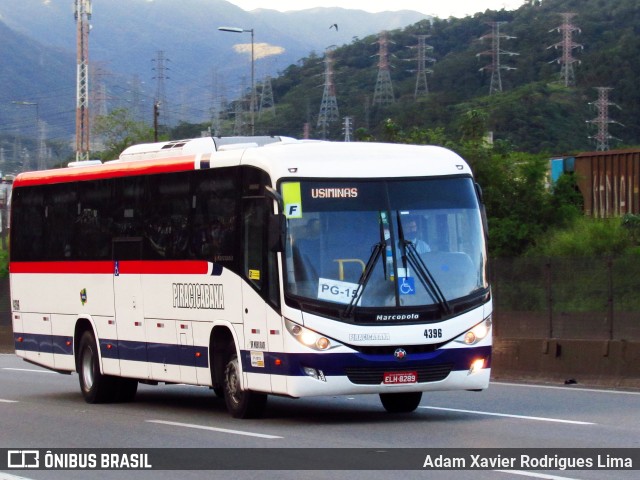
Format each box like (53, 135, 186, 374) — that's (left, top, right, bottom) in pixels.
(2, 367, 56, 374)
(0, 474, 37, 480)
(496, 470, 583, 480)
(146, 419, 283, 439)
(0, 399, 19, 403)
(419, 406, 595, 425)
(493, 381, 640, 396)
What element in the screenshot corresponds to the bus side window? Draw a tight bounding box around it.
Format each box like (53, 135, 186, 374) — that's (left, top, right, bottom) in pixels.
(10, 188, 45, 261)
(192, 168, 239, 265)
(44, 184, 77, 260)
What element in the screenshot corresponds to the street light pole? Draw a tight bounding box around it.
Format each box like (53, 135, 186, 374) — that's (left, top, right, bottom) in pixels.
(12, 101, 40, 170)
(218, 26, 255, 136)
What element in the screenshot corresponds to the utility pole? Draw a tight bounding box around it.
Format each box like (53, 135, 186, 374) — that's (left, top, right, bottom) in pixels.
(75, 0, 91, 162)
(152, 50, 170, 131)
(587, 87, 622, 151)
(477, 21, 518, 95)
(153, 102, 160, 142)
(548, 12, 583, 87)
(372, 31, 395, 106)
(317, 47, 339, 139)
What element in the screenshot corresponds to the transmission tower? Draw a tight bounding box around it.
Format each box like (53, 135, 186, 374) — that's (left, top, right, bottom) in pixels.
(152, 50, 170, 128)
(37, 121, 48, 170)
(129, 74, 144, 122)
(373, 31, 395, 106)
(342, 116, 353, 142)
(74, 0, 91, 162)
(547, 13, 583, 87)
(477, 21, 518, 95)
(317, 47, 339, 139)
(408, 35, 435, 98)
(259, 74, 276, 118)
(587, 87, 623, 151)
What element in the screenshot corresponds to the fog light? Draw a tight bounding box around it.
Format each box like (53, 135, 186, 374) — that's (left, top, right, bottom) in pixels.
(469, 358, 485, 375)
(303, 366, 326, 382)
(303, 366, 319, 378)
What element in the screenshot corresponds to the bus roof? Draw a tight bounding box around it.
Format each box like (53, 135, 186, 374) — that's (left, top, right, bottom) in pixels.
(12, 138, 471, 188)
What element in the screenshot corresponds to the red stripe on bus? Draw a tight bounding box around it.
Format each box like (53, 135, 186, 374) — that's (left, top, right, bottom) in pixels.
(10, 260, 210, 275)
(121, 261, 210, 275)
(10, 261, 113, 274)
(12, 156, 198, 188)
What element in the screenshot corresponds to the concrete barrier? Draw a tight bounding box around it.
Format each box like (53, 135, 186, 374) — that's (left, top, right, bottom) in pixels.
(492, 337, 640, 389)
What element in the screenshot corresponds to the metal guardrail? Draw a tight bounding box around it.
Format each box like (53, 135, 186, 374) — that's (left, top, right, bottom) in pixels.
(491, 256, 640, 341)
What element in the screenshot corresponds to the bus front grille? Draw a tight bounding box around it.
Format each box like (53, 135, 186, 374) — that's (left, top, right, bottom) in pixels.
(344, 363, 454, 385)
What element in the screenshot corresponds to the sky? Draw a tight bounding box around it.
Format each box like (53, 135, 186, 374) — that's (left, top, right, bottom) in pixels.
(225, 0, 528, 18)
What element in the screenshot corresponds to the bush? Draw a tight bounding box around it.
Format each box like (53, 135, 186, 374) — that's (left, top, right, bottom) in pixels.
(528, 217, 634, 257)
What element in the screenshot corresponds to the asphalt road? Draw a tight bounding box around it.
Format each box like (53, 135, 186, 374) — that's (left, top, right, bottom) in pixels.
(0, 353, 638, 480)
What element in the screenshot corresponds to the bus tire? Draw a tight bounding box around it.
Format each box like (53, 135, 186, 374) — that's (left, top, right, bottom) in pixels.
(77, 330, 115, 403)
(223, 351, 267, 419)
(379, 392, 422, 413)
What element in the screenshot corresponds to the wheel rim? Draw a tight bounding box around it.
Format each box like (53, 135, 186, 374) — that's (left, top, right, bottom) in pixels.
(81, 346, 94, 390)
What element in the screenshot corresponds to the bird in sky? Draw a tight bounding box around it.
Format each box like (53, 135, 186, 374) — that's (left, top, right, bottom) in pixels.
(330, 23, 338, 31)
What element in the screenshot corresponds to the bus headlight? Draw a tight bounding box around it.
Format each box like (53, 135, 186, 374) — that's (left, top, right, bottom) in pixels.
(285, 319, 340, 351)
(454, 316, 492, 345)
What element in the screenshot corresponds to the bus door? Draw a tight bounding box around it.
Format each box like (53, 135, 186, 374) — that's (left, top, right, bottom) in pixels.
(241, 198, 272, 393)
(113, 237, 149, 379)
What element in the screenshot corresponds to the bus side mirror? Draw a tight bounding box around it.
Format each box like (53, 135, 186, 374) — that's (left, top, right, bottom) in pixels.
(268, 213, 286, 252)
(475, 182, 489, 235)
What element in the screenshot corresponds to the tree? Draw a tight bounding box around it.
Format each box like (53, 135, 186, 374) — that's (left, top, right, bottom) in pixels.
(93, 108, 154, 160)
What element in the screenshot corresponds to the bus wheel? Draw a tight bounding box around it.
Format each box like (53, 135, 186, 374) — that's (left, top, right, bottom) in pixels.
(77, 330, 115, 403)
(223, 352, 267, 419)
(379, 392, 422, 413)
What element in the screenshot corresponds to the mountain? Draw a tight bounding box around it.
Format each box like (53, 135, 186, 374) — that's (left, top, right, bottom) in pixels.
(0, 20, 76, 171)
(0, 0, 427, 118)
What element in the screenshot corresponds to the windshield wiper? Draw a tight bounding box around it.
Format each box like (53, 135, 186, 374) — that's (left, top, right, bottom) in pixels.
(397, 213, 451, 315)
(343, 241, 385, 318)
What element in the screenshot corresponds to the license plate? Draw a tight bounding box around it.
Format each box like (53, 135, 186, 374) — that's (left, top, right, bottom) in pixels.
(383, 371, 417, 384)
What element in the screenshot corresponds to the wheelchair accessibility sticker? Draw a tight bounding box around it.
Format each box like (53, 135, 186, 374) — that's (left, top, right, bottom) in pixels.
(399, 277, 415, 295)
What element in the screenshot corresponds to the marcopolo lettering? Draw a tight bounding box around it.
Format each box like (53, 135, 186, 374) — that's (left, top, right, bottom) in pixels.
(172, 283, 224, 310)
(310, 187, 358, 199)
(376, 313, 420, 321)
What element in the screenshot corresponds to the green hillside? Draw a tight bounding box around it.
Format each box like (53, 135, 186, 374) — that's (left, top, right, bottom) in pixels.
(254, 0, 640, 153)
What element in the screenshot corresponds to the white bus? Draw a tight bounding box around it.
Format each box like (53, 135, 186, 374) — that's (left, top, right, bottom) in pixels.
(10, 136, 491, 418)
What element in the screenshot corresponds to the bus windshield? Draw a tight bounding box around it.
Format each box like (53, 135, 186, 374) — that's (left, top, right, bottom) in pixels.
(282, 177, 488, 321)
